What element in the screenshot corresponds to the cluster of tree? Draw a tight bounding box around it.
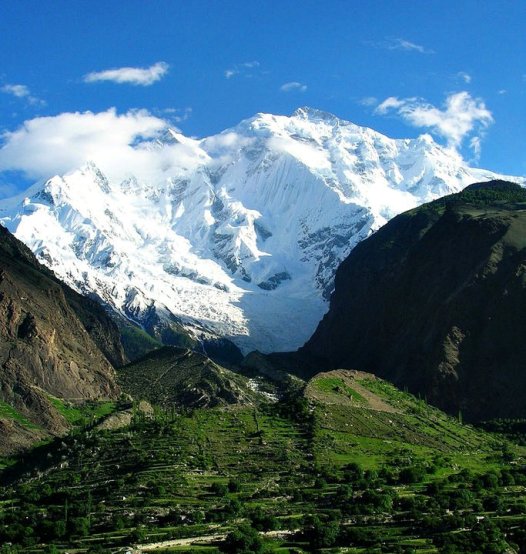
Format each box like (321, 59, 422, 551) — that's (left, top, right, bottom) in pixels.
(480, 419, 526, 445)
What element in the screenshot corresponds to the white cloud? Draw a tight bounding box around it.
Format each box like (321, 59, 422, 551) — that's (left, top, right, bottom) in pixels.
(0, 108, 207, 184)
(469, 136, 482, 161)
(162, 107, 192, 122)
(375, 96, 405, 114)
(202, 132, 255, 158)
(388, 38, 431, 53)
(375, 91, 493, 153)
(498, 89, 507, 95)
(280, 81, 307, 93)
(457, 72, 472, 84)
(1, 83, 45, 106)
(224, 61, 261, 79)
(358, 96, 378, 107)
(2, 84, 30, 98)
(83, 61, 169, 86)
(366, 38, 433, 54)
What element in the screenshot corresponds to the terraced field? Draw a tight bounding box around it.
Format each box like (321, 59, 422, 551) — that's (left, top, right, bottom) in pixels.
(1, 370, 525, 553)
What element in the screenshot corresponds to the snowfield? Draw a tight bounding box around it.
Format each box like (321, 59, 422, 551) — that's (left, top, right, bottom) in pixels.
(0, 108, 520, 353)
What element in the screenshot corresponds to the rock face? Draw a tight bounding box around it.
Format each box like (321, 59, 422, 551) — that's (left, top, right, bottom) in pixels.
(303, 181, 526, 422)
(1, 108, 519, 354)
(61, 287, 127, 368)
(117, 346, 258, 409)
(0, 225, 121, 450)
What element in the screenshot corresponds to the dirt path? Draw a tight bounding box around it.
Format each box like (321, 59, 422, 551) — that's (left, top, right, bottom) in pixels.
(138, 529, 296, 551)
(138, 533, 225, 551)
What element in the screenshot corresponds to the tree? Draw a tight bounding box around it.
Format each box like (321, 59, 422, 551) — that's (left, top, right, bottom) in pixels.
(211, 482, 229, 496)
(228, 478, 241, 493)
(308, 519, 340, 549)
(222, 524, 265, 553)
(70, 516, 90, 537)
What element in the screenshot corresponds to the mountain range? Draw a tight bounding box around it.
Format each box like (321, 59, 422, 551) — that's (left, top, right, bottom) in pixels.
(1, 110, 526, 552)
(0, 108, 521, 354)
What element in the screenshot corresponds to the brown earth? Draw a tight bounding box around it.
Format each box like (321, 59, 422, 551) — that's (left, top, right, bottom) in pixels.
(0, 226, 121, 454)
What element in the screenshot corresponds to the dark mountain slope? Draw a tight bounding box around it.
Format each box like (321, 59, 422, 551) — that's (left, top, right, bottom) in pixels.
(118, 346, 260, 408)
(0, 225, 121, 452)
(302, 180, 526, 421)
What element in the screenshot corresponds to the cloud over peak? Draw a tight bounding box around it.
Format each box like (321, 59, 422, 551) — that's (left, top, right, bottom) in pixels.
(83, 61, 169, 86)
(0, 109, 177, 182)
(375, 91, 493, 157)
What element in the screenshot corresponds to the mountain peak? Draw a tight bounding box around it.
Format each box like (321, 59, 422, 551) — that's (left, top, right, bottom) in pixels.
(291, 106, 342, 123)
(0, 111, 520, 354)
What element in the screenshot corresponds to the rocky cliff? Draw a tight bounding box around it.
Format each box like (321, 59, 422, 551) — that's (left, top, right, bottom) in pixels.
(0, 225, 122, 452)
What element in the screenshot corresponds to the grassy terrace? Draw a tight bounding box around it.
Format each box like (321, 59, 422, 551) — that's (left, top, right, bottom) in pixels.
(45, 397, 117, 426)
(0, 401, 41, 430)
(0, 372, 525, 553)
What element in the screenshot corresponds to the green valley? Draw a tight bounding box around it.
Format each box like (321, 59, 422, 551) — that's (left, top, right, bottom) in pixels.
(1, 369, 525, 553)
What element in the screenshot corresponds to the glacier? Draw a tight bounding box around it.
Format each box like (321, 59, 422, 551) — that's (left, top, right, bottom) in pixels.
(0, 107, 521, 354)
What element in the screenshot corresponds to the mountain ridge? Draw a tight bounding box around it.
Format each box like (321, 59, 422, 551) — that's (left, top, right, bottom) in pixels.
(0, 108, 522, 354)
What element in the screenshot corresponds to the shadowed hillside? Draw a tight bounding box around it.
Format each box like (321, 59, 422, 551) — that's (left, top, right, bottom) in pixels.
(303, 181, 526, 421)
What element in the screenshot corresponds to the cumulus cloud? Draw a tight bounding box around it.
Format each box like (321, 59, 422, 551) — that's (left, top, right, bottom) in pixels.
(1, 83, 45, 106)
(280, 81, 307, 93)
(83, 61, 169, 86)
(0, 108, 207, 184)
(224, 61, 261, 79)
(375, 91, 493, 155)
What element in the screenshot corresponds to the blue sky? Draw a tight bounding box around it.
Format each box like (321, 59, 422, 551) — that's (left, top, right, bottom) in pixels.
(0, 0, 524, 195)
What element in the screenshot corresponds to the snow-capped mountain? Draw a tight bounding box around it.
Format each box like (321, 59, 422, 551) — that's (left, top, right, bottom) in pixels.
(0, 108, 521, 353)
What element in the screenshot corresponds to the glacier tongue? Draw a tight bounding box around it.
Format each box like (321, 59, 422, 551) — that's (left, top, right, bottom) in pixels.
(0, 108, 520, 354)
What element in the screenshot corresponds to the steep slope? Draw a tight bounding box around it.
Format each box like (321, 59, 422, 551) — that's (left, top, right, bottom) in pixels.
(304, 369, 496, 456)
(0, 108, 520, 353)
(118, 346, 261, 408)
(0, 225, 121, 452)
(303, 180, 526, 421)
(61, 287, 127, 368)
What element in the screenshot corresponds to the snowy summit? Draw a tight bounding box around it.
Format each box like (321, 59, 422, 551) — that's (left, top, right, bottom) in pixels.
(0, 108, 519, 353)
